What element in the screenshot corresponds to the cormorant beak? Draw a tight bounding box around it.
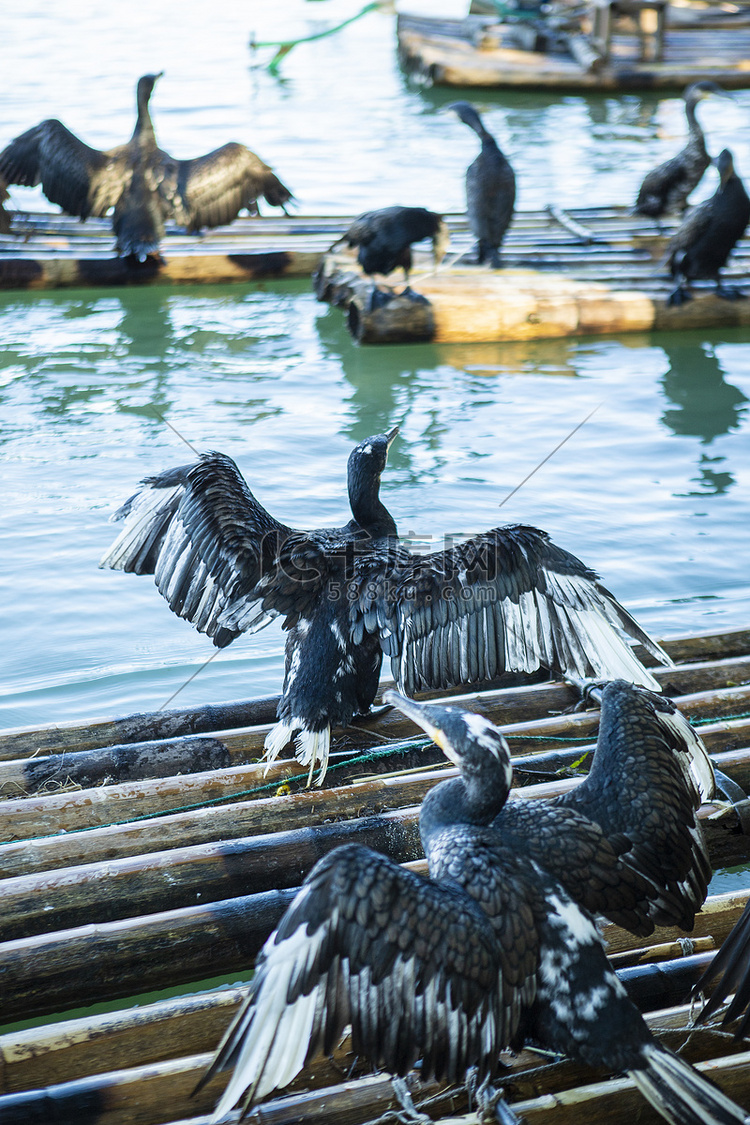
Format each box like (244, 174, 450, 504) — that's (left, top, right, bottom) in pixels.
(385, 426, 399, 450)
(384, 690, 455, 760)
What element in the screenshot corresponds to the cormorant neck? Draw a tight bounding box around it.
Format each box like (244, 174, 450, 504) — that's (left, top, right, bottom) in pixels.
(348, 469, 397, 539)
(134, 87, 156, 142)
(685, 97, 704, 141)
(420, 769, 510, 848)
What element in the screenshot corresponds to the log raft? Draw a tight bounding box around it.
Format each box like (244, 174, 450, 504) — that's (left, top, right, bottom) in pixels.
(1, 625, 750, 1123)
(397, 12, 750, 89)
(314, 208, 750, 344)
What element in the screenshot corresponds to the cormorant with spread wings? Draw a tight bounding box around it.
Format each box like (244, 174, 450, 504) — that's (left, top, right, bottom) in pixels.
(100, 427, 671, 784)
(0, 73, 293, 261)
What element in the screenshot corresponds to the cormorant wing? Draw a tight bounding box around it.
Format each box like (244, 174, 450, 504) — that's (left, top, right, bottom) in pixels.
(165, 142, 293, 231)
(100, 451, 299, 647)
(636, 153, 690, 214)
(0, 119, 120, 220)
(666, 197, 715, 261)
(198, 842, 537, 1121)
(557, 681, 713, 931)
(694, 898, 750, 1035)
(496, 798, 665, 937)
(352, 525, 671, 695)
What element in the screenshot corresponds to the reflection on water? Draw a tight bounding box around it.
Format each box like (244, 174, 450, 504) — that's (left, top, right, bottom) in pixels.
(659, 338, 748, 497)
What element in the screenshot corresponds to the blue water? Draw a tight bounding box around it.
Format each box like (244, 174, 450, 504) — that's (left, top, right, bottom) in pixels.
(2, 1, 750, 731)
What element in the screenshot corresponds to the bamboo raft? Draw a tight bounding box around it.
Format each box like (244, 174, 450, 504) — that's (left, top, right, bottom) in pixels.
(396, 12, 750, 88)
(0, 211, 345, 289)
(315, 205, 750, 343)
(2, 625, 750, 1122)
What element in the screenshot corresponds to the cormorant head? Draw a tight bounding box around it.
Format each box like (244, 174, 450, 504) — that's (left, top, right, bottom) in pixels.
(685, 81, 734, 105)
(137, 72, 164, 105)
(448, 101, 485, 136)
(714, 148, 736, 185)
(385, 690, 513, 816)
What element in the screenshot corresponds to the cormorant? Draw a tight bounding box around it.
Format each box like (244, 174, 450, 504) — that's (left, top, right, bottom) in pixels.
(100, 428, 672, 785)
(665, 148, 750, 306)
(196, 689, 749, 1125)
(693, 898, 750, 1037)
(334, 205, 449, 289)
(0, 73, 293, 262)
(635, 82, 733, 220)
(449, 102, 516, 268)
(400, 682, 714, 938)
(0, 175, 10, 234)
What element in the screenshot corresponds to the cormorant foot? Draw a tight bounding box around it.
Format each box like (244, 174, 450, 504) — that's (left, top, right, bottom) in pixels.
(466, 1071, 519, 1125)
(399, 285, 430, 306)
(667, 285, 692, 307)
(368, 286, 395, 312)
(489, 251, 502, 270)
(564, 677, 607, 713)
(716, 283, 746, 301)
(352, 702, 394, 723)
(389, 1077, 432, 1124)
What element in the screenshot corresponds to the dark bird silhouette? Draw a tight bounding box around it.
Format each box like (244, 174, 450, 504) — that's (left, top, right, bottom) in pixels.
(665, 149, 750, 306)
(0, 73, 293, 262)
(196, 690, 749, 1125)
(335, 205, 449, 295)
(100, 428, 671, 785)
(0, 174, 10, 234)
(693, 898, 750, 1038)
(635, 82, 733, 220)
(449, 101, 516, 267)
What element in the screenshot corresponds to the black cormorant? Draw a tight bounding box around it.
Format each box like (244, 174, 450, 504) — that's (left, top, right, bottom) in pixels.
(399, 682, 714, 939)
(0, 175, 9, 235)
(0, 73, 293, 261)
(196, 689, 748, 1125)
(693, 898, 750, 1037)
(449, 102, 516, 268)
(635, 82, 733, 220)
(335, 205, 449, 288)
(100, 429, 672, 784)
(665, 148, 750, 306)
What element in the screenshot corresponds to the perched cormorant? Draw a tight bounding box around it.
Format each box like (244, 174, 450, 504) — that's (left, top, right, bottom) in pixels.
(335, 205, 449, 288)
(399, 682, 714, 939)
(665, 148, 750, 306)
(0, 175, 10, 235)
(635, 82, 732, 220)
(100, 428, 672, 785)
(693, 898, 750, 1037)
(196, 689, 748, 1125)
(449, 102, 516, 268)
(0, 73, 293, 261)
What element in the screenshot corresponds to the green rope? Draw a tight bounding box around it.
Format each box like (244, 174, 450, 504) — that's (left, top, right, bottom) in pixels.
(251, 2, 379, 74)
(14, 702, 750, 846)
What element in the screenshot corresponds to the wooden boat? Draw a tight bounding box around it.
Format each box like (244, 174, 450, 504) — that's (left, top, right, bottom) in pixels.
(315, 205, 750, 344)
(1, 625, 750, 1122)
(396, 10, 750, 89)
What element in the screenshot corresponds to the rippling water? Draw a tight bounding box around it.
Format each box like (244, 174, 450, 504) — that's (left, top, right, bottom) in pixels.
(2, 1, 750, 730)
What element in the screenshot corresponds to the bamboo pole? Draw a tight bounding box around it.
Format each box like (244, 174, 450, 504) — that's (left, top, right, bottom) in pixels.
(0, 874, 746, 1027)
(1, 792, 746, 945)
(2, 625, 749, 762)
(5, 675, 750, 841)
